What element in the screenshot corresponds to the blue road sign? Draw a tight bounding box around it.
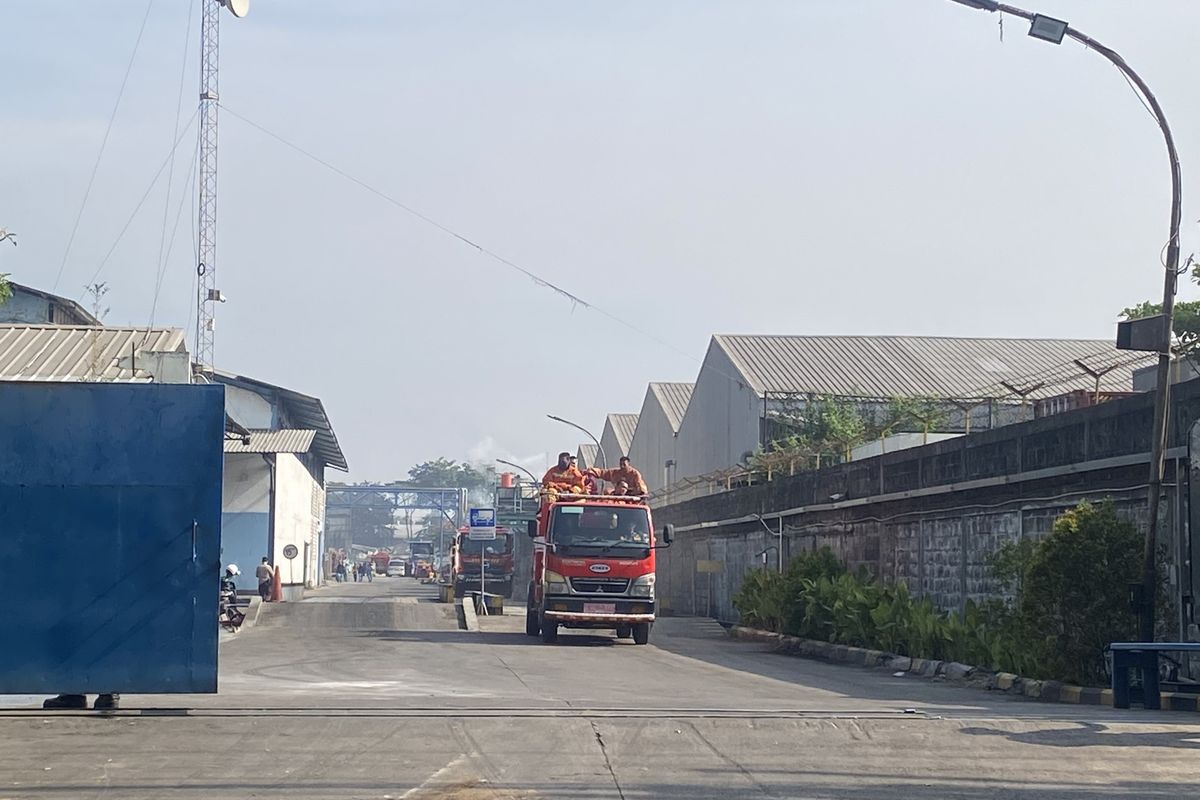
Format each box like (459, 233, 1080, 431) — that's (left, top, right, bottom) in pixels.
(468, 507, 496, 540)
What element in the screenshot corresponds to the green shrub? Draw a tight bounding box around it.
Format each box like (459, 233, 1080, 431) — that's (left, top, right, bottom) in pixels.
(992, 500, 1145, 686)
(732, 546, 846, 634)
(730, 500, 1160, 687)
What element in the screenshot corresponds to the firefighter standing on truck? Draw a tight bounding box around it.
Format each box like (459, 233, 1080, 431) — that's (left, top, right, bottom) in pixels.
(587, 456, 648, 495)
(542, 452, 586, 495)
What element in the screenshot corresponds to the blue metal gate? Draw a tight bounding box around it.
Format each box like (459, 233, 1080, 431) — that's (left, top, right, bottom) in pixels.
(0, 383, 224, 694)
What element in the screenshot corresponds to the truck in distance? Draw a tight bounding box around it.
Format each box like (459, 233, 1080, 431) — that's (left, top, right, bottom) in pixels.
(451, 526, 515, 598)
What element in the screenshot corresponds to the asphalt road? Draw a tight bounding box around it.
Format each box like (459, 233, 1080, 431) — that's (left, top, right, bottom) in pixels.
(3, 577, 1199, 798)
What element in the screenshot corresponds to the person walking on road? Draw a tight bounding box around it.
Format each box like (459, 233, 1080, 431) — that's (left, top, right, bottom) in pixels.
(256, 557, 274, 601)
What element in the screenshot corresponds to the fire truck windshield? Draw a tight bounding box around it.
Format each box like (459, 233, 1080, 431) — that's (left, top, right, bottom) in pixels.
(458, 535, 512, 556)
(549, 505, 652, 555)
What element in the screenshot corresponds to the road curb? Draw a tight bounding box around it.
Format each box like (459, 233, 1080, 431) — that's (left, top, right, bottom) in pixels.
(245, 596, 264, 630)
(726, 625, 1199, 714)
(460, 597, 479, 632)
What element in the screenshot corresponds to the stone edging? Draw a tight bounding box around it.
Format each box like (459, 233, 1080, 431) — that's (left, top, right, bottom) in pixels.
(727, 625, 1200, 713)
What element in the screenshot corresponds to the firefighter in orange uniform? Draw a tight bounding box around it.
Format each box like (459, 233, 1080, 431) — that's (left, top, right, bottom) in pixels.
(541, 452, 586, 495)
(587, 457, 648, 496)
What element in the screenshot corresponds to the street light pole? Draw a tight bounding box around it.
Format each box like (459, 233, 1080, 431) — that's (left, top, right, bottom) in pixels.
(948, 0, 1181, 642)
(496, 458, 540, 485)
(546, 414, 608, 470)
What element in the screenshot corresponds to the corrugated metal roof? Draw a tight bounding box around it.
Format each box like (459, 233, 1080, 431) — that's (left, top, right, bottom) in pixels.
(212, 369, 348, 472)
(606, 413, 639, 455)
(0, 325, 186, 382)
(650, 382, 695, 433)
(713, 335, 1153, 401)
(576, 443, 599, 471)
(224, 429, 317, 455)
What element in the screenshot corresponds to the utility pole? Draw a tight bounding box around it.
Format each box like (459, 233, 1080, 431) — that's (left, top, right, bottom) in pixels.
(949, 0, 1182, 642)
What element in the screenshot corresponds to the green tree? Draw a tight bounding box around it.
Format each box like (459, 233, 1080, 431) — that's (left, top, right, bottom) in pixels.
(818, 396, 867, 461)
(0, 274, 10, 306)
(757, 395, 881, 472)
(407, 458, 496, 494)
(906, 397, 947, 444)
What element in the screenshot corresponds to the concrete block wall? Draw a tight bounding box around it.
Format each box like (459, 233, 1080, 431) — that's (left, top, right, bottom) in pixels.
(652, 380, 1200, 627)
(655, 489, 1158, 624)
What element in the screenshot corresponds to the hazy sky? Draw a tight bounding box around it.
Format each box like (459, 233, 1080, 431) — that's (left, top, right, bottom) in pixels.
(3, 1, 1198, 480)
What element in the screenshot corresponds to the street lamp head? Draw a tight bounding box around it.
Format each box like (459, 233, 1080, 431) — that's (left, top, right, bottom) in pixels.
(1028, 14, 1069, 44)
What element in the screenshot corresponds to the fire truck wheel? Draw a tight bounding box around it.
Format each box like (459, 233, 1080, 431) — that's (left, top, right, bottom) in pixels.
(540, 610, 559, 644)
(632, 622, 651, 645)
(525, 591, 540, 637)
(615, 625, 632, 639)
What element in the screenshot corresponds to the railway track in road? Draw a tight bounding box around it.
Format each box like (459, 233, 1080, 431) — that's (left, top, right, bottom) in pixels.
(0, 705, 931, 720)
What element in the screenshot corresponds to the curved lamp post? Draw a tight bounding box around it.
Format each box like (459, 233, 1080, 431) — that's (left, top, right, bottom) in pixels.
(948, 0, 1181, 641)
(546, 414, 608, 470)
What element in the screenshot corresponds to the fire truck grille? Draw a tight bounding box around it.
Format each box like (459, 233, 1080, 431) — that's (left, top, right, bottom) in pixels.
(569, 577, 630, 595)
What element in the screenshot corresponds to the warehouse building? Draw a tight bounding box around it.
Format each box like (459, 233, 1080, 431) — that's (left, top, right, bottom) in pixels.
(598, 413, 639, 471)
(626, 382, 694, 493)
(651, 334, 1151, 488)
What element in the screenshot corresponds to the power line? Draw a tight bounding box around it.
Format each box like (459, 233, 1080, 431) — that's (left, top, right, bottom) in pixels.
(53, 0, 157, 292)
(146, 128, 199, 336)
(218, 104, 705, 368)
(149, 0, 198, 329)
(84, 109, 200, 290)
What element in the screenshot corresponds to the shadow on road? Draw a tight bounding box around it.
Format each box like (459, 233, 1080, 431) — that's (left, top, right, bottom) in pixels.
(642, 618, 1139, 718)
(354, 629, 629, 648)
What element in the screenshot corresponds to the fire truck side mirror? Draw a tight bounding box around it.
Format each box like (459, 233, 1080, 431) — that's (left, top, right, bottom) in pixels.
(527, 519, 537, 539)
(661, 524, 674, 545)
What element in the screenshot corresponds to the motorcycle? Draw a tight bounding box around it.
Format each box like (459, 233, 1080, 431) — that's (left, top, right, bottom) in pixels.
(219, 564, 249, 632)
(219, 586, 246, 631)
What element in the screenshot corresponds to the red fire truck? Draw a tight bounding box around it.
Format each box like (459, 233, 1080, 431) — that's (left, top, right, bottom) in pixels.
(524, 493, 671, 645)
(451, 526, 515, 598)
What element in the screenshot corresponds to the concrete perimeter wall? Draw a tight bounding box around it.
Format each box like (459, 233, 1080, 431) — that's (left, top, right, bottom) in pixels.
(652, 378, 1200, 637)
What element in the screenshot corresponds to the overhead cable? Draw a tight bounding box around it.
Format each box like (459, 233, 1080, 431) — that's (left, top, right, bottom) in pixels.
(53, 0, 157, 292)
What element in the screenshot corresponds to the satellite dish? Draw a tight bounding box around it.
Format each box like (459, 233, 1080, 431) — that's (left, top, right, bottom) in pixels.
(222, 0, 250, 18)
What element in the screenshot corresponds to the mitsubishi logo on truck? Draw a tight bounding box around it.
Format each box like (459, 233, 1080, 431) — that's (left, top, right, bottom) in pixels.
(589, 563, 611, 573)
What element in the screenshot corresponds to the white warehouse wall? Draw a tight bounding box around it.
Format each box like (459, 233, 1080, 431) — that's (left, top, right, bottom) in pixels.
(273, 453, 319, 590)
(674, 341, 762, 481)
(627, 390, 676, 493)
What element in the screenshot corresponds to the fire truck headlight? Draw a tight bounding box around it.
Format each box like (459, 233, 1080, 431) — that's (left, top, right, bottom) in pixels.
(544, 570, 568, 594)
(630, 574, 656, 598)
